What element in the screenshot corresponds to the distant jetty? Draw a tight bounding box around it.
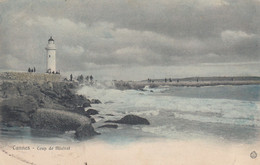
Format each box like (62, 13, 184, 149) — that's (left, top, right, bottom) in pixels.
(114, 76, 260, 90)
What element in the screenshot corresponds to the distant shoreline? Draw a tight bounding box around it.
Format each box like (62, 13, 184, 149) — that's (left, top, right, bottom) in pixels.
(114, 76, 260, 90)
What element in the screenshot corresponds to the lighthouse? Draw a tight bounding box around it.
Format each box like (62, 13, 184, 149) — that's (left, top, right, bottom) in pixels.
(45, 36, 56, 73)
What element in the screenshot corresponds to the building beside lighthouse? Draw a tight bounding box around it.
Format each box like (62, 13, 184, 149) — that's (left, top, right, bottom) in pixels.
(45, 36, 56, 73)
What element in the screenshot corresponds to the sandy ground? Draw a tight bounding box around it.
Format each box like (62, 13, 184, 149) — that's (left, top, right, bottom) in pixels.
(0, 138, 259, 165)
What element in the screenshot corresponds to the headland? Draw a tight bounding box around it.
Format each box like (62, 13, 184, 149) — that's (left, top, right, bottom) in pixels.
(0, 71, 151, 140)
(0, 71, 99, 140)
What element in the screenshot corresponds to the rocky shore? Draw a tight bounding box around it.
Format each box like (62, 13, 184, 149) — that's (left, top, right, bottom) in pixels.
(0, 72, 150, 140)
(0, 72, 102, 139)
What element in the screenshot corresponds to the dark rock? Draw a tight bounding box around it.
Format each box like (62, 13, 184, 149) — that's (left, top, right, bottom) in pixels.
(42, 90, 58, 99)
(0, 96, 38, 127)
(90, 117, 96, 123)
(75, 124, 100, 140)
(0, 81, 89, 111)
(91, 99, 102, 104)
(74, 95, 89, 107)
(40, 82, 89, 109)
(73, 107, 99, 119)
(31, 109, 84, 131)
(85, 109, 99, 116)
(31, 108, 98, 139)
(106, 114, 114, 116)
(82, 100, 91, 108)
(73, 107, 86, 115)
(1, 82, 21, 98)
(106, 115, 150, 125)
(98, 124, 118, 129)
(0, 79, 100, 139)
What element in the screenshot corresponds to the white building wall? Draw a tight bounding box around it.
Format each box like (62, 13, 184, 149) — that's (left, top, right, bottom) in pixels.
(47, 49, 56, 73)
(45, 38, 56, 73)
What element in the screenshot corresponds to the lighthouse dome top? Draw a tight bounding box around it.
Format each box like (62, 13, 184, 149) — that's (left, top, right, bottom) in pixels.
(46, 36, 56, 50)
(48, 36, 54, 41)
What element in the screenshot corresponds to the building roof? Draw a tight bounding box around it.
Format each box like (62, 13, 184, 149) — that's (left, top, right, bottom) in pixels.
(48, 36, 54, 41)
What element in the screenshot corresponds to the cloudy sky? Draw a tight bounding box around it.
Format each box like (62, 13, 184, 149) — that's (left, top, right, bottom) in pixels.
(0, 0, 259, 80)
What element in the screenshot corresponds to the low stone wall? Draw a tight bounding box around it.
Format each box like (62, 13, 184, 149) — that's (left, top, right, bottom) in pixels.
(0, 72, 62, 82)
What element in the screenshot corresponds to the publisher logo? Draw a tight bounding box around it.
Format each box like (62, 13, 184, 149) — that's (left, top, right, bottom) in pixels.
(250, 151, 257, 159)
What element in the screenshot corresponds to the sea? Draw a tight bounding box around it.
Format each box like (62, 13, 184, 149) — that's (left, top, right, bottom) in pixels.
(1, 83, 260, 144)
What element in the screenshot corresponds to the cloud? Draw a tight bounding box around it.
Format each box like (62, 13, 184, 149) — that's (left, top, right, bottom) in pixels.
(0, 0, 259, 79)
(202, 61, 260, 66)
(196, 0, 229, 8)
(62, 45, 85, 56)
(25, 16, 88, 37)
(175, 0, 229, 9)
(0, 54, 27, 70)
(221, 30, 255, 45)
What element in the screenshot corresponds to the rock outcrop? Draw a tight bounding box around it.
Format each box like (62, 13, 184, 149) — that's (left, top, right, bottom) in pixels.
(0, 73, 152, 141)
(106, 115, 150, 125)
(0, 96, 38, 127)
(90, 99, 102, 104)
(0, 81, 89, 111)
(85, 109, 99, 116)
(75, 124, 100, 140)
(31, 108, 97, 139)
(0, 78, 98, 140)
(82, 100, 91, 108)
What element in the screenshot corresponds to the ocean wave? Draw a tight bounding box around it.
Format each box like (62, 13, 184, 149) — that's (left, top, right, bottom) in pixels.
(77, 83, 260, 140)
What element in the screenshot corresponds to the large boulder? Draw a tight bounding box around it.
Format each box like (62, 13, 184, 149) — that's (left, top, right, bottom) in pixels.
(72, 108, 98, 119)
(85, 109, 99, 116)
(106, 115, 150, 125)
(0, 96, 38, 126)
(75, 124, 100, 140)
(31, 108, 97, 139)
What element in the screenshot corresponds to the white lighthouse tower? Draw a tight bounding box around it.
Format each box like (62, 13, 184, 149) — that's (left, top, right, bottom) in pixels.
(45, 36, 56, 73)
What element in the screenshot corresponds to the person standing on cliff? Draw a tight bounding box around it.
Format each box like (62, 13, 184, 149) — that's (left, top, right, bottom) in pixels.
(33, 67, 36, 72)
(70, 74, 73, 81)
